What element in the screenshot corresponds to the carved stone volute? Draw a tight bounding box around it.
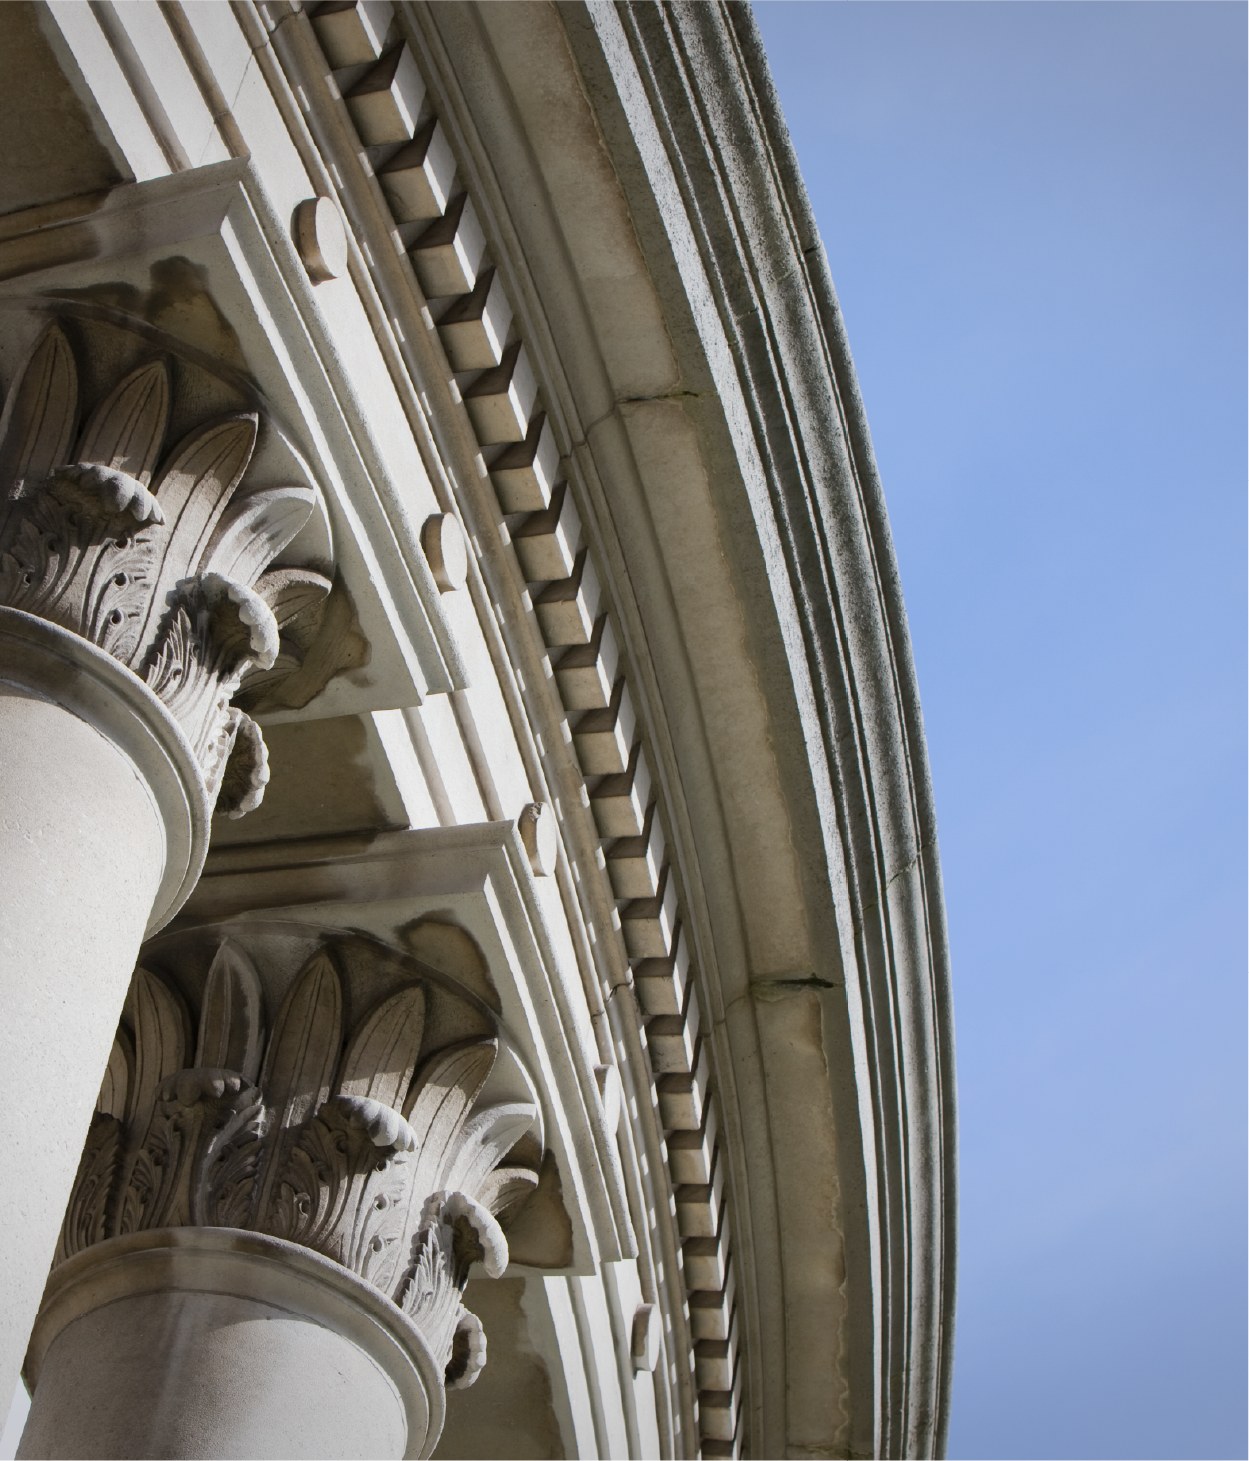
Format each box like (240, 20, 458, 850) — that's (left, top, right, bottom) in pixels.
(0, 320, 332, 816)
(58, 939, 541, 1391)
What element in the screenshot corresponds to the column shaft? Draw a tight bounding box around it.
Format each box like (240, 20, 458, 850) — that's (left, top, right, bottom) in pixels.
(0, 608, 208, 1408)
(19, 1230, 440, 1460)
(0, 687, 165, 1402)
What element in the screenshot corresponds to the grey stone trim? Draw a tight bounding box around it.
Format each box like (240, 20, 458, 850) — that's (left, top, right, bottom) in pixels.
(560, 4, 957, 1454)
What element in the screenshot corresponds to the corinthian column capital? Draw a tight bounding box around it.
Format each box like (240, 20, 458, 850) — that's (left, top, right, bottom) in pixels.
(0, 321, 330, 818)
(53, 935, 539, 1402)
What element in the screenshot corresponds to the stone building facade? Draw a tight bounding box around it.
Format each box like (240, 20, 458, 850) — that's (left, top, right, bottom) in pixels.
(0, 3, 956, 1457)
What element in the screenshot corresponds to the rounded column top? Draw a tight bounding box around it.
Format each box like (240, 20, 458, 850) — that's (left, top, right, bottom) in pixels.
(28, 1226, 446, 1460)
(0, 607, 209, 934)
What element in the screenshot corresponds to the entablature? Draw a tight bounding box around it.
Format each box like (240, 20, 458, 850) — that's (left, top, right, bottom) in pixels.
(0, 3, 955, 1456)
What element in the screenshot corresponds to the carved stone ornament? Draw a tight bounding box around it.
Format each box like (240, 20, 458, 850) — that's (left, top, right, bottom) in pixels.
(58, 939, 541, 1389)
(0, 319, 332, 816)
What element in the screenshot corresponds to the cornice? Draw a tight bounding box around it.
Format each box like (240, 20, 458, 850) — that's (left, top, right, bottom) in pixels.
(559, 4, 957, 1455)
(390, 0, 956, 1452)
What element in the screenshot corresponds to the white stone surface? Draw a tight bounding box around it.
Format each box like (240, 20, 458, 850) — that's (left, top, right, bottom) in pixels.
(0, 686, 165, 1413)
(0, 1, 957, 1452)
(0, 1383, 29, 1461)
(20, 1228, 441, 1459)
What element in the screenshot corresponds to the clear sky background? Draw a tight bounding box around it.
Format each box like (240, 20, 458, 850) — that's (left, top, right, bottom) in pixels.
(752, 3, 1246, 1458)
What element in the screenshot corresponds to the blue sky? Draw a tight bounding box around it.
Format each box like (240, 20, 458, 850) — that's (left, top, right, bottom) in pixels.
(752, 3, 1247, 1458)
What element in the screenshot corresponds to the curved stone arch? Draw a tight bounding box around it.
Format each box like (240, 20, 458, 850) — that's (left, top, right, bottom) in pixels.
(264, 4, 955, 1456)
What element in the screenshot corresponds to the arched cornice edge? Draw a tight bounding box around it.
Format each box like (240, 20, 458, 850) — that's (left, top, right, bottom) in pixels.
(558, 3, 958, 1455)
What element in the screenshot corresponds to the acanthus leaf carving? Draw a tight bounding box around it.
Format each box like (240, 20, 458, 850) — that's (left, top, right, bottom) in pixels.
(235, 571, 368, 716)
(474, 1166, 541, 1225)
(400, 1191, 507, 1386)
(443, 1101, 540, 1199)
(0, 463, 164, 665)
(55, 1113, 122, 1267)
(132, 412, 259, 658)
(142, 572, 279, 765)
(60, 938, 542, 1392)
(0, 319, 330, 819)
(212, 708, 271, 819)
(267, 1093, 416, 1292)
(337, 985, 426, 1110)
(75, 357, 170, 485)
(260, 949, 344, 1129)
(202, 482, 320, 590)
(194, 1082, 268, 1230)
(97, 1028, 135, 1123)
(0, 322, 77, 504)
(194, 942, 266, 1081)
(252, 565, 333, 628)
(126, 966, 189, 1140)
(142, 1069, 265, 1232)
